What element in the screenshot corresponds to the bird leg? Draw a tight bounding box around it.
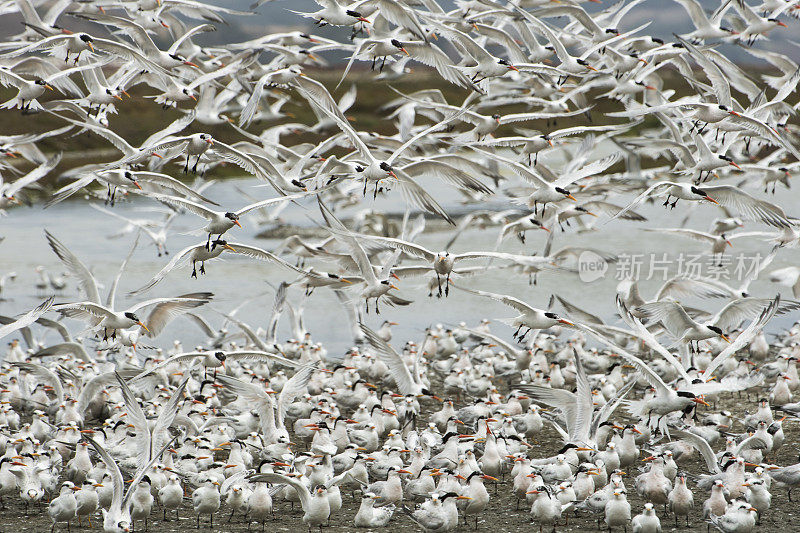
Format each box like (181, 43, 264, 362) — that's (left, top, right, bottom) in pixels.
(670, 199, 678, 209)
(199, 261, 206, 275)
(192, 155, 200, 173)
(191, 261, 198, 278)
(445, 274, 450, 296)
(663, 194, 671, 207)
(184, 154, 190, 173)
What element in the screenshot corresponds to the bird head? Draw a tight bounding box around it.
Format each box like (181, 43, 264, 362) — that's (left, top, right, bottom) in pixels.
(690, 186, 717, 204)
(379, 161, 397, 179)
(390, 39, 409, 55)
(79, 33, 94, 51)
(225, 212, 242, 228)
(545, 312, 573, 326)
(212, 239, 236, 252)
(555, 186, 577, 201)
(123, 171, 142, 190)
(707, 325, 730, 343)
(346, 10, 370, 23)
(498, 58, 518, 71)
(718, 155, 741, 169)
(34, 79, 54, 91)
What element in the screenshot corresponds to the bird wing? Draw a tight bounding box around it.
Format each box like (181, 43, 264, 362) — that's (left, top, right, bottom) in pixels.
(554, 152, 622, 188)
(83, 436, 125, 513)
(671, 429, 721, 473)
(710, 296, 794, 332)
(142, 192, 218, 220)
(139, 292, 214, 337)
(167, 23, 216, 54)
(235, 191, 308, 216)
(360, 323, 417, 394)
(33, 317, 72, 342)
(0, 297, 54, 342)
(0, 67, 30, 89)
(617, 296, 693, 384)
(215, 373, 271, 405)
(554, 295, 604, 325)
(31, 342, 91, 362)
(394, 174, 455, 225)
(140, 111, 197, 150)
(634, 301, 698, 339)
(225, 350, 308, 369)
(606, 182, 677, 222)
(643, 227, 718, 244)
(535, 4, 603, 35)
(11, 361, 63, 403)
(2, 154, 60, 198)
(130, 171, 219, 205)
(277, 363, 318, 430)
(702, 185, 793, 228)
(106, 234, 139, 309)
(471, 147, 551, 188)
(45, 230, 101, 304)
(362, 236, 436, 262)
(115, 371, 151, 473)
(676, 36, 731, 107)
(464, 328, 521, 357)
(655, 276, 733, 300)
(578, 323, 673, 396)
(127, 244, 202, 295)
(572, 348, 594, 443)
(71, 12, 160, 55)
(54, 301, 116, 322)
(516, 384, 578, 436)
(150, 376, 190, 463)
(401, 160, 493, 195)
(210, 140, 286, 193)
(292, 75, 373, 162)
(247, 472, 311, 509)
(455, 286, 536, 315)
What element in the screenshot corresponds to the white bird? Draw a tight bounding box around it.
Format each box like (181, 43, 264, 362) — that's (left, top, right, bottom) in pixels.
(455, 286, 574, 342)
(248, 472, 331, 529)
(48, 481, 79, 532)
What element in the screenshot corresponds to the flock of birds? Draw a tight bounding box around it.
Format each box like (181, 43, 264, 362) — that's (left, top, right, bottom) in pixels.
(3, 0, 800, 532)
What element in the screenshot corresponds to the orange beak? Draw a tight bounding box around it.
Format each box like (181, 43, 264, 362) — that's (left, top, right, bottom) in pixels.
(234, 220, 242, 228)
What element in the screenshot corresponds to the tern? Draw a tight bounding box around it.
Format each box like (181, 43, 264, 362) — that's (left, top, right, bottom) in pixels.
(455, 286, 573, 341)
